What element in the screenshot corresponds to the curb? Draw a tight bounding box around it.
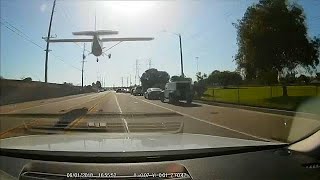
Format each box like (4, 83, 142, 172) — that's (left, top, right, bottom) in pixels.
(194, 99, 319, 120)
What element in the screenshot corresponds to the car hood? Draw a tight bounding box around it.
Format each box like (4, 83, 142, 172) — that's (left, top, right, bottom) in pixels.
(0, 133, 284, 152)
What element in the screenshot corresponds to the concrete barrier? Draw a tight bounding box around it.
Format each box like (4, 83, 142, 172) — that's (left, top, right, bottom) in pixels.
(0, 79, 93, 105)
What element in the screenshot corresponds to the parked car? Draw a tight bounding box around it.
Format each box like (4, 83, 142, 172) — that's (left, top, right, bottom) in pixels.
(160, 81, 193, 104)
(123, 88, 130, 93)
(132, 86, 143, 96)
(144, 88, 163, 100)
(116, 88, 123, 93)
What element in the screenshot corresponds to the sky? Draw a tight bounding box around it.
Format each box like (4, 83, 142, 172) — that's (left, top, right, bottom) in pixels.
(1, 0, 319, 87)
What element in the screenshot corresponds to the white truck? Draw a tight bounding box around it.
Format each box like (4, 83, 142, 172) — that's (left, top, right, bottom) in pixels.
(160, 81, 193, 104)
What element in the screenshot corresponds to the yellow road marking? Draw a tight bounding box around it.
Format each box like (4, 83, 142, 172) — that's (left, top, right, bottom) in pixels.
(0, 92, 110, 138)
(0, 119, 38, 138)
(2, 93, 99, 114)
(67, 92, 111, 130)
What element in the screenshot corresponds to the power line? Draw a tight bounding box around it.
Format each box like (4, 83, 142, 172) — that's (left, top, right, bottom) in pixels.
(103, 41, 123, 53)
(0, 21, 44, 49)
(51, 54, 82, 71)
(59, 4, 79, 29)
(1, 18, 82, 72)
(56, 4, 89, 53)
(0, 17, 32, 39)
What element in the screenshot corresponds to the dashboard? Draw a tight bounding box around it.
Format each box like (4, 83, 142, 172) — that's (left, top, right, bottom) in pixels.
(1, 147, 319, 179)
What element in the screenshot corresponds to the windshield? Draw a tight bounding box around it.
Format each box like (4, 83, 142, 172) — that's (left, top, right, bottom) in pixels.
(0, 0, 319, 152)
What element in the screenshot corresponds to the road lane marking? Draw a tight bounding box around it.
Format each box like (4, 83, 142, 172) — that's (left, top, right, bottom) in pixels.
(195, 103, 317, 127)
(61, 94, 105, 113)
(3, 93, 101, 114)
(1, 93, 109, 137)
(0, 92, 111, 138)
(66, 92, 111, 129)
(193, 102, 292, 119)
(114, 93, 129, 133)
(114, 93, 123, 113)
(0, 119, 39, 138)
(129, 95, 274, 142)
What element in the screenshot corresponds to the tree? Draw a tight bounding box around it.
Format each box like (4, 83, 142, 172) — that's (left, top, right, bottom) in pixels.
(96, 81, 102, 89)
(193, 72, 208, 98)
(316, 73, 320, 80)
(279, 72, 297, 84)
(22, 77, 32, 82)
(196, 72, 207, 81)
(207, 70, 242, 87)
(234, 0, 319, 95)
(140, 68, 170, 90)
(297, 74, 310, 84)
(170, 75, 184, 82)
(63, 82, 74, 86)
(170, 75, 192, 82)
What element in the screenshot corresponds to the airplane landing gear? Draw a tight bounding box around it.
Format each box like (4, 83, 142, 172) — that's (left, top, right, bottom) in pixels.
(96, 58, 99, 62)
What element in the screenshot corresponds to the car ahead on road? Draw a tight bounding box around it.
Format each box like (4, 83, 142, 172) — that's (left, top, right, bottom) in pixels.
(116, 88, 123, 93)
(132, 86, 143, 96)
(161, 81, 193, 104)
(144, 88, 162, 99)
(124, 88, 130, 93)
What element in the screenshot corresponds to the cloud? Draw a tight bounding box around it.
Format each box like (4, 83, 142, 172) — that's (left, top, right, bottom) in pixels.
(40, 4, 47, 12)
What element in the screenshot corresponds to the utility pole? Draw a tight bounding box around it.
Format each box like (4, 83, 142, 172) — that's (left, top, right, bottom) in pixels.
(127, 77, 129, 87)
(178, 34, 184, 78)
(44, 0, 57, 83)
(148, 59, 152, 69)
(130, 75, 132, 86)
(121, 77, 124, 87)
(135, 59, 140, 85)
(81, 44, 86, 88)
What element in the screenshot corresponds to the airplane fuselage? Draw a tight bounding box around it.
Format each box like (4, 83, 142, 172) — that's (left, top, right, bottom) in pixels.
(92, 35, 103, 57)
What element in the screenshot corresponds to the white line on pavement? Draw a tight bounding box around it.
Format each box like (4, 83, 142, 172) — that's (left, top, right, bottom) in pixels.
(195, 102, 315, 123)
(114, 93, 129, 133)
(128, 95, 273, 142)
(193, 102, 291, 119)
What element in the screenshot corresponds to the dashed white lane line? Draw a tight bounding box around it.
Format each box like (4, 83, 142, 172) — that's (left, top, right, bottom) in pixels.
(114, 93, 129, 133)
(128, 95, 275, 142)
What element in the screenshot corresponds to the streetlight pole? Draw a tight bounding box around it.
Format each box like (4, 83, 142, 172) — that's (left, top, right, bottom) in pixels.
(163, 30, 185, 77)
(196, 56, 199, 72)
(44, 0, 57, 83)
(178, 34, 184, 77)
(81, 44, 86, 88)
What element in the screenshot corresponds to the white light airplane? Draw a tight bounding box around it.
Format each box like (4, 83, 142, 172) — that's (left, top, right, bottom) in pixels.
(46, 26, 154, 62)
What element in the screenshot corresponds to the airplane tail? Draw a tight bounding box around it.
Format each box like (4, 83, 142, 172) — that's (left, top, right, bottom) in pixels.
(72, 30, 119, 36)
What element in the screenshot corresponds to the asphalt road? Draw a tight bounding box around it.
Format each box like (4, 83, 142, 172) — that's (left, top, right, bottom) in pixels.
(0, 91, 319, 142)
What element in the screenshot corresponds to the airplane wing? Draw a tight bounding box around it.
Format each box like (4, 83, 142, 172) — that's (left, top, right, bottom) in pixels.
(47, 39, 93, 43)
(73, 30, 118, 36)
(101, 37, 154, 42)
